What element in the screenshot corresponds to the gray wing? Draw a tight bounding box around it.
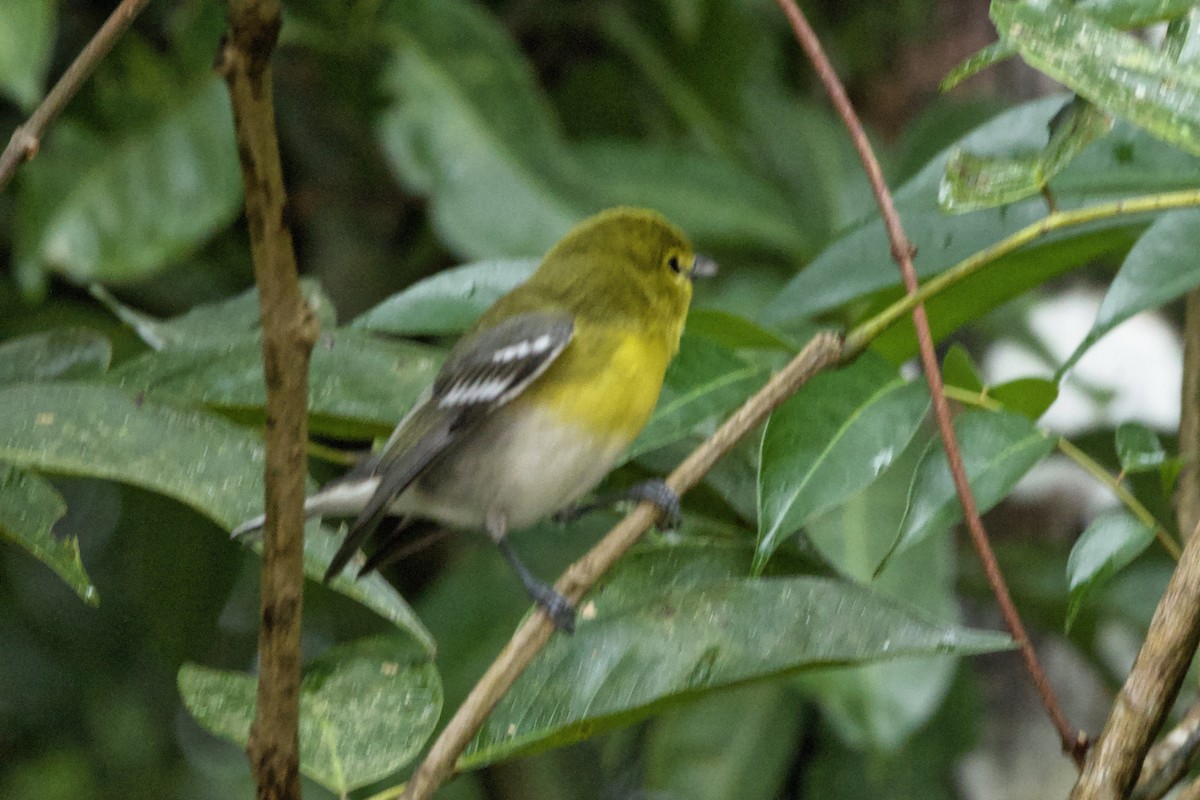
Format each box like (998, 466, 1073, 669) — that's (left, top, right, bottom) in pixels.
(323, 311, 573, 581)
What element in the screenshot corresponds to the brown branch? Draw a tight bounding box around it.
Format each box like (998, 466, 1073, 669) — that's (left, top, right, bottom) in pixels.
(1179, 775, 1200, 800)
(217, 2, 317, 798)
(1177, 288, 1200, 540)
(773, 0, 1086, 765)
(399, 332, 845, 800)
(1073, 288, 1200, 797)
(0, 0, 151, 193)
(1132, 698, 1200, 800)
(1071, 518, 1200, 799)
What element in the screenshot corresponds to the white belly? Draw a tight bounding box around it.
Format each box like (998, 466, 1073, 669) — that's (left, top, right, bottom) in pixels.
(395, 404, 628, 534)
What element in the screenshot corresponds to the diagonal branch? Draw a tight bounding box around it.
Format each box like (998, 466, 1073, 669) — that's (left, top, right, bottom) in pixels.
(397, 332, 844, 800)
(217, 1, 318, 798)
(773, 0, 1085, 765)
(0, 0, 151, 192)
(1070, 293, 1200, 800)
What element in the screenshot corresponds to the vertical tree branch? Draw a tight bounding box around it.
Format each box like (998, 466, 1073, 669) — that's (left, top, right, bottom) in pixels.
(1071, 518, 1200, 799)
(773, 0, 1085, 765)
(1177, 288, 1200, 539)
(0, 0, 151, 192)
(1071, 288, 1200, 799)
(216, 2, 317, 798)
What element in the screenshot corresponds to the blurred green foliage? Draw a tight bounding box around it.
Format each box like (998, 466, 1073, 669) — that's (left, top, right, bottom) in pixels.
(4, 0, 1200, 798)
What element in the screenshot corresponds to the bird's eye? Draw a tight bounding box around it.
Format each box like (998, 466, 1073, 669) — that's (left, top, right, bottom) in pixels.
(667, 254, 682, 274)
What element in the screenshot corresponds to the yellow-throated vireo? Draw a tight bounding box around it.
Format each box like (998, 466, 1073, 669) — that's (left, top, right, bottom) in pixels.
(234, 207, 714, 632)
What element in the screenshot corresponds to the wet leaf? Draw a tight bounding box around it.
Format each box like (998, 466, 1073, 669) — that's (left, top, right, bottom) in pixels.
(993, 0, 1200, 155)
(180, 636, 442, 794)
(939, 97, 1112, 212)
(461, 571, 1011, 767)
(0, 382, 432, 649)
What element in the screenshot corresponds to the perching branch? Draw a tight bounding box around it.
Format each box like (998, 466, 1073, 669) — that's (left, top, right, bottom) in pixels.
(1132, 698, 1200, 800)
(1071, 519, 1200, 799)
(397, 332, 845, 800)
(0, 0, 151, 193)
(1177, 288, 1200, 540)
(216, 2, 317, 799)
(1070, 281, 1200, 800)
(773, 0, 1086, 766)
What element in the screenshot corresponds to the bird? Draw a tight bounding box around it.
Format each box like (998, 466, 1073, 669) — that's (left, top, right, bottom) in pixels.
(233, 207, 714, 632)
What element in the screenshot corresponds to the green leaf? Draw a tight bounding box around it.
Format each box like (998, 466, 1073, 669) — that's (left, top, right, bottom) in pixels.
(1066, 511, 1155, 630)
(870, 222, 1141, 363)
(576, 141, 808, 257)
(684, 309, 798, 352)
(993, 0, 1200, 155)
(1077, 0, 1200, 28)
(756, 354, 931, 574)
(990, 377, 1059, 421)
(351, 260, 538, 337)
(642, 682, 803, 800)
(883, 410, 1056, 567)
(376, 0, 593, 258)
(1115, 421, 1167, 473)
(625, 335, 768, 463)
(14, 78, 242, 286)
(942, 41, 1017, 93)
(460, 573, 1011, 767)
(0, 0, 55, 108)
(801, 433, 961, 749)
(942, 344, 983, 392)
(93, 281, 338, 350)
(939, 97, 1113, 212)
(0, 329, 112, 384)
(1061, 209, 1200, 374)
(941, 0, 1198, 92)
(179, 636, 442, 794)
(0, 382, 433, 648)
(109, 330, 442, 439)
(765, 98, 1200, 325)
(0, 462, 96, 605)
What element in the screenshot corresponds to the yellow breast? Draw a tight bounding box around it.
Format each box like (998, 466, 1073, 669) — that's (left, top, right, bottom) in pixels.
(521, 324, 672, 441)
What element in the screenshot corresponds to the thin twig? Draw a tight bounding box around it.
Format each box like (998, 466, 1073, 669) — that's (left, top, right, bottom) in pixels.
(0, 0, 152, 192)
(1072, 518, 1200, 799)
(398, 332, 844, 800)
(217, 2, 317, 798)
(942, 386, 1182, 560)
(843, 189, 1200, 357)
(1058, 438, 1181, 560)
(773, 0, 1086, 765)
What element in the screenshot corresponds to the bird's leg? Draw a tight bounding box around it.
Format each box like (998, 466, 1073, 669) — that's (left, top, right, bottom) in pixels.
(489, 511, 576, 633)
(554, 478, 682, 530)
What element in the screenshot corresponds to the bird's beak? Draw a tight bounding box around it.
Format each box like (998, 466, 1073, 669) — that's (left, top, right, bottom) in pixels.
(690, 254, 718, 280)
